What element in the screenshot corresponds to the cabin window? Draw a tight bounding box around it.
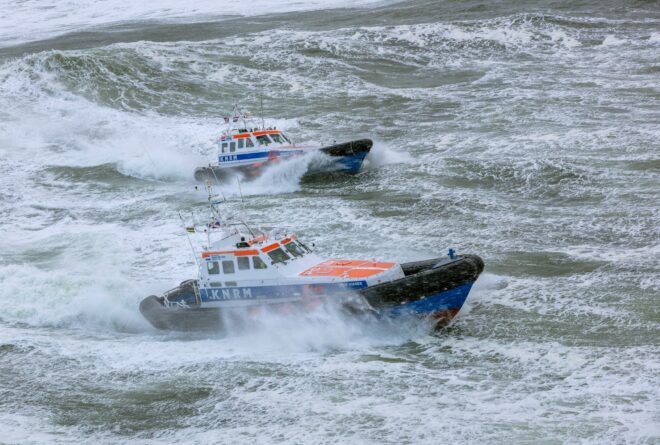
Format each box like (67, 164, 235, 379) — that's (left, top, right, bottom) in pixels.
(284, 242, 304, 258)
(252, 256, 267, 269)
(256, 135, 271, 146)
(237, 256, 250, 270)
(207, 261, 220, 274)
(246, 138, 255, 148)
(222, 260, 235, 274)
(221, 142, 228, 153)
(267, 248, 290, 264)
(229, 141, 236, 152)
(237, 139, 244, 149)
(297, 241, 312, 253)
(270, 134, 283, 143)
(281, 134, 292, 144)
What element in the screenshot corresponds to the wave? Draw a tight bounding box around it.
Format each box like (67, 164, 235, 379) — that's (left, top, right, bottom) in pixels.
(0, 0, 391, 47)
(0, 53, 218, 182)
(438, 157, 600, 201)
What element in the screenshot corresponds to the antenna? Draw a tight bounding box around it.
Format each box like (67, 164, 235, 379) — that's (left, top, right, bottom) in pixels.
(234, 177, 257, 238)
(209, 165, 222, 185)
(236, 177, 245, 204)
(236, 176, 247, 221)
(205, 179, 213, 202)
(241, 101, 247, 129)
(178, 211, 200, 269)
(260, 93, 265, 130)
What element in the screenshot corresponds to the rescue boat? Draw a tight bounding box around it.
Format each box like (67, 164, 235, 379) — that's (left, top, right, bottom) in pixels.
(194, 105, 372, 181)
(139, 185, 484, 332)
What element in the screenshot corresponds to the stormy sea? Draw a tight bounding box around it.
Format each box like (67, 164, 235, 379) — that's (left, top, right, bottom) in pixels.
(0, 0, 658, 443)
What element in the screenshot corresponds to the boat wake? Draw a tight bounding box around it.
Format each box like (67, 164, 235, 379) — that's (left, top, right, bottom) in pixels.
(215, 150, 337, 196)
(213, 305, 435, 355)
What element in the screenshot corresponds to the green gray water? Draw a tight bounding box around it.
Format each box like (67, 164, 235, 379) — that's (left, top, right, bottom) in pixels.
(0, 0, 658, 443)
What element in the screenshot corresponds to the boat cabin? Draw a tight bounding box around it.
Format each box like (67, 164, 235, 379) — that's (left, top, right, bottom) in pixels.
(218, 128, 293, 155)
(198, 231, 317, 287)
(196, 228, 404, 291)
(184, 184, 404, 292)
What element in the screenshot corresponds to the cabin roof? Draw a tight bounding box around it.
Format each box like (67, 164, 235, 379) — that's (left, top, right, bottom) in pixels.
(221, 129, 283, 140)
(201, 234, 298, 259)
(299, 260, 396, 278)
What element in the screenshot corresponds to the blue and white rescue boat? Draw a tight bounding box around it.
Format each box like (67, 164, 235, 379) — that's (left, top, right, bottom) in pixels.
(194, 106, 372, 181)
(140, 186, 484, 331)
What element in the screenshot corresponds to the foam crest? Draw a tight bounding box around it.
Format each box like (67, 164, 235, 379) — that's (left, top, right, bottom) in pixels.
(363, 139, 411, 169)
(0, 261, 147, 333)
(0, 0, 390, 47)
(0, 216, 194, 333)
(600, 34, 627, 46)
(0, 53, 219, 182)
(339, 14, 584, 57)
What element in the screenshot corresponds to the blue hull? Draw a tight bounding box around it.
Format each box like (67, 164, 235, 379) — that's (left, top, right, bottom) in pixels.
(384, 282, 474, 319)
(331, 150, 369, 174)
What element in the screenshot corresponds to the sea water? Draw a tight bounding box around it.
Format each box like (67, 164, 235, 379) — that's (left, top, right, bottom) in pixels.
(0, 0, 658, 443)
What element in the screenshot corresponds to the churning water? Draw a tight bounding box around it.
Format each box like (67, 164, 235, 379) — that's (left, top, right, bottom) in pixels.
(0, 0, 658, 443)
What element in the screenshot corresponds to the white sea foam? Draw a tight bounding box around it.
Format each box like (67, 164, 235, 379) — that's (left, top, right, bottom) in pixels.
(0, 413, 74, 445)
(349, 15, 584, 55)
(0, 216, 193, 331)
(0, 55, 215, 182)
(363, 139, 412, 170)
(600, 34, 627, 46)
(0, 0, 391, 47)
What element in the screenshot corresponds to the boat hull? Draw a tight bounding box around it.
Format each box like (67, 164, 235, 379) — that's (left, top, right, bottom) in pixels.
(140, 254, 484, 332)
(194, 139, 372, 181)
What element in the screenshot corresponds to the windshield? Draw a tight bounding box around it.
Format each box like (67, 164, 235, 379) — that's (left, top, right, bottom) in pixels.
(297, 241, 312, 253)
(256, 135, 271, 146)
(267, 247, 290, 264)
(284, 242, 305, 258)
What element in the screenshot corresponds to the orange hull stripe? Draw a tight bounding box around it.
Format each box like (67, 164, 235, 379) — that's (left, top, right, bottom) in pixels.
(202, 250, 259, 258)
(253, 130, 281, 136)
(262, 243, 280, 253)
(234, 250, 259, 256)
(232, 134, 251, 139)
